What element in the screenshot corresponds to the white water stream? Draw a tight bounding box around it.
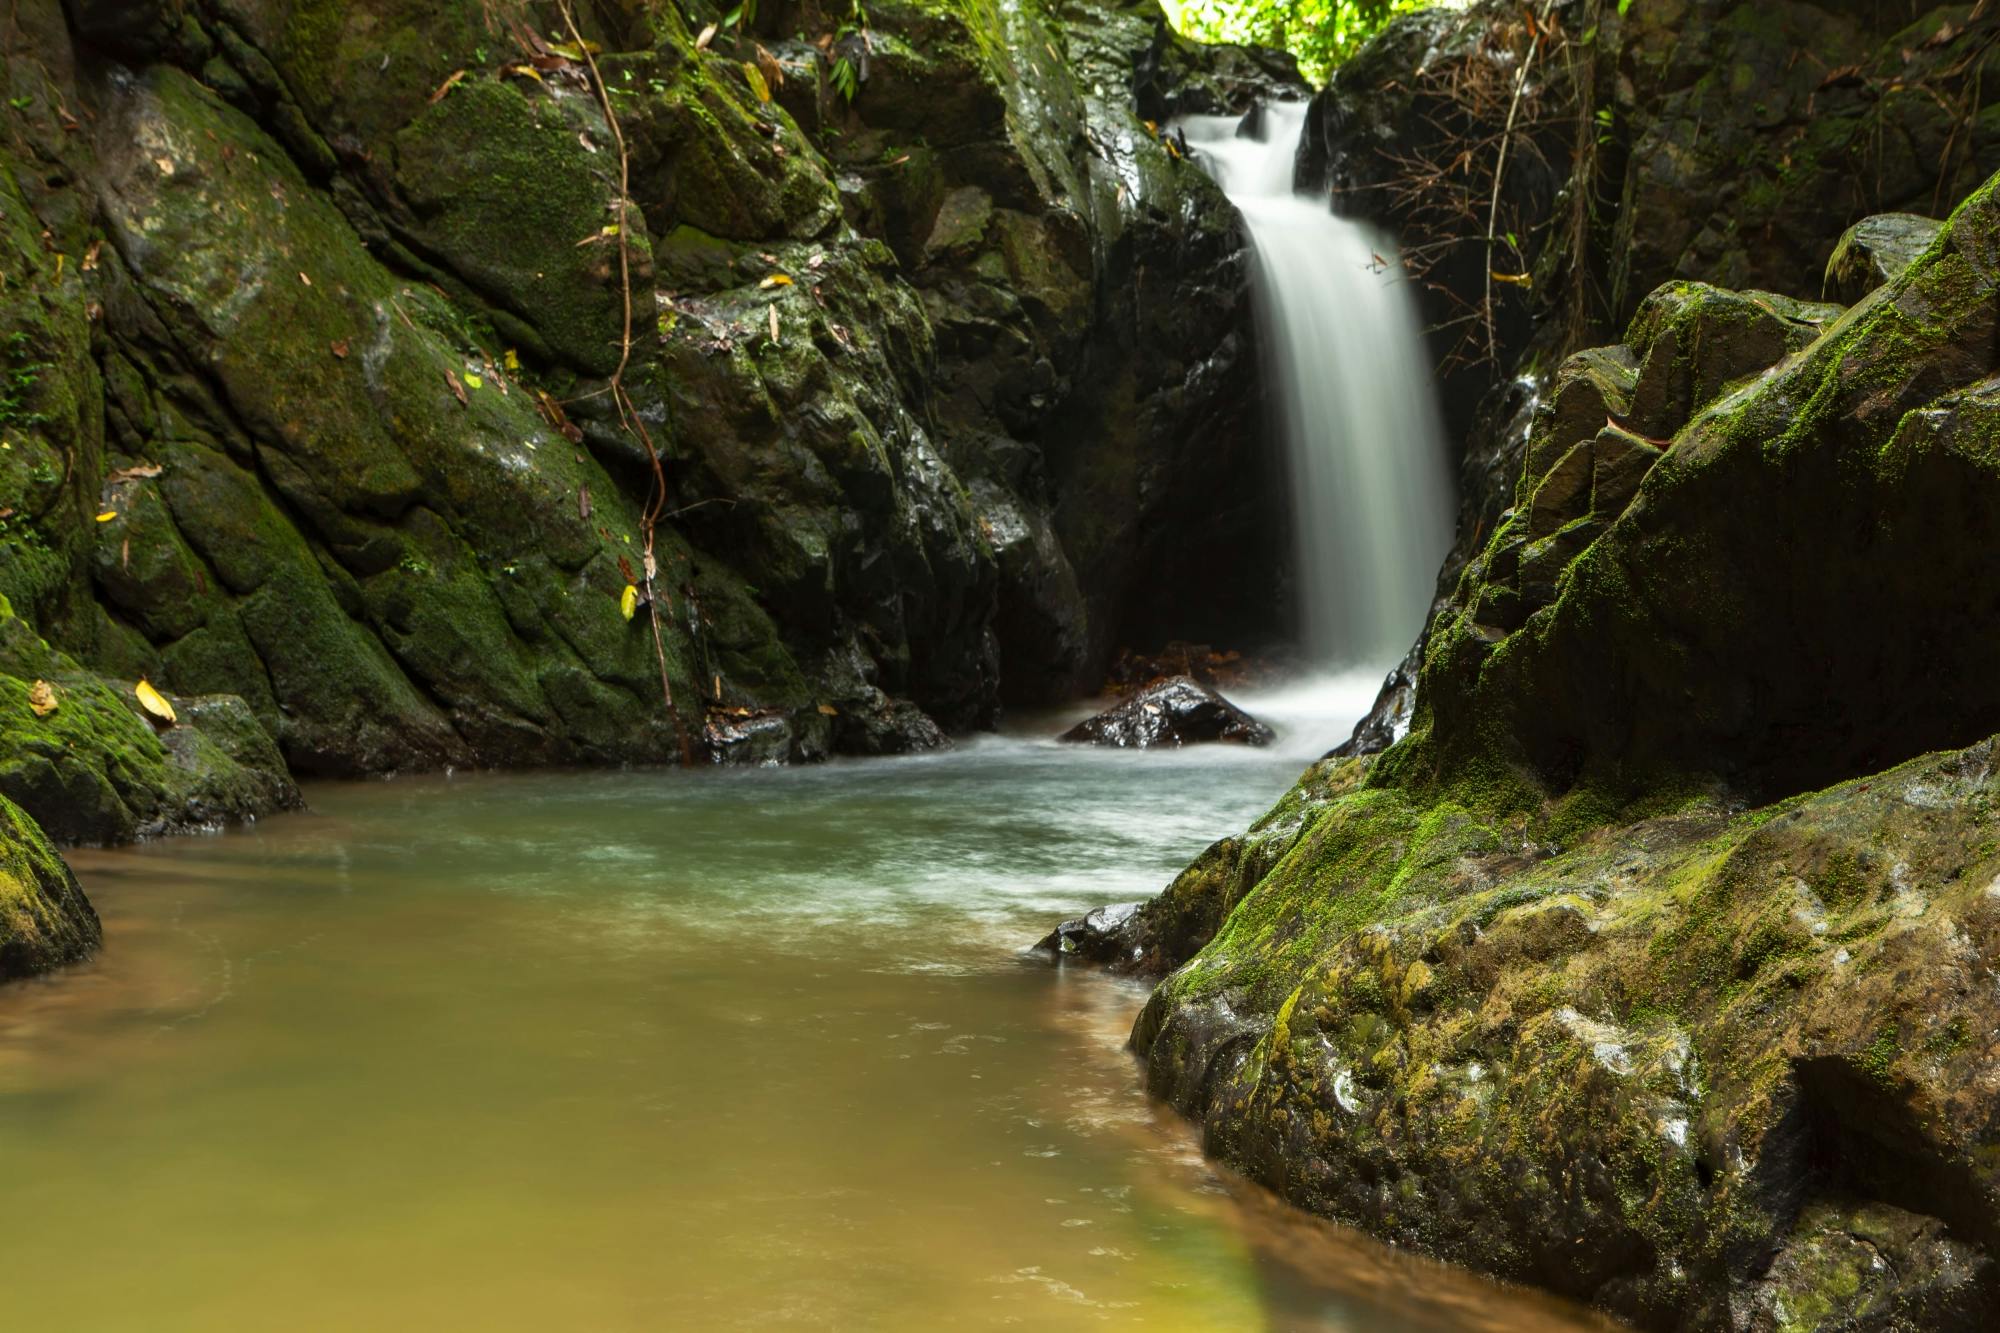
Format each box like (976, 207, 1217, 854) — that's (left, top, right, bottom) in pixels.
(1182, 102, 1455, 669)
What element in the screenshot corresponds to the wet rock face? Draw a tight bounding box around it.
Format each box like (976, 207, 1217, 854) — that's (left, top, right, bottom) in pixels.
(0, 0, 1285, 837)
(1060, 676, 1274, 749)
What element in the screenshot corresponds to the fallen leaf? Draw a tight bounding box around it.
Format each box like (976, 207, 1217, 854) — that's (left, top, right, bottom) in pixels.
(1490, 270, 1533, 288)
(759, 274, 793, 289)
(713, 673, 722, 701)
(446, 370, 467, 405)
(695, 22, 718, 49)
(107, 463, 163, 482)
(330, 338, 350, 358)
(503, 348, 520, 372)
(620, 584, 639, 621)
(464, 371, 484, 389)
(502, 63, 547, 87)
(81, 239, 103, 272)
(742, 61, 772, 103)
(28, 679, 58, 718)
(430, 69, 468, 103)
(95, 510, 118, 522)
(579, 482, 592, 520)
(768, 305, 780, 343)
(299, 271, 312, 286)
(617, 554, 637, 584)
(135, 678, 176, 726)
(121, 536, 129, 569)
(816, 703, 839, 716)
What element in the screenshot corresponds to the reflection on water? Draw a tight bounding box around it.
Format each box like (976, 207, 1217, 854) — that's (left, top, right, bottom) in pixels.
(0, 678, 1614, 1330)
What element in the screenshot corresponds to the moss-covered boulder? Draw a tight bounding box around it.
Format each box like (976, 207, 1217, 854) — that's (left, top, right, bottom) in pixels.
(1132, 737, 2000, 1328)
(1395, 167, 2000, 813)
(0, 795, 99, 981)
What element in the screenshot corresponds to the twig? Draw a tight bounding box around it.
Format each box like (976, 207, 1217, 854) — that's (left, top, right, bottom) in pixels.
(1484, 0, 1560, 363)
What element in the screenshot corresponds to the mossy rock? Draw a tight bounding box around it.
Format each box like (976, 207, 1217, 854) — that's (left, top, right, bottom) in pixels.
(1128, 734, 2000, 1330)
(1392, 167, 2000, 814)
(0, 794, 100, 981)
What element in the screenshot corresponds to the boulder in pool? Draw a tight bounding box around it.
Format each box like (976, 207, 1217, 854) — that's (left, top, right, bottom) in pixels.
(1060, 676, 1273, 749)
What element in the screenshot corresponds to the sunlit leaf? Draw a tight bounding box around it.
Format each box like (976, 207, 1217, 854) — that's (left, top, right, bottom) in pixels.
(95, 510, 118, 522)
(135, 678, 176, 726)
(620, 584, 639, 621)
(742, 61, 771, 102)
(27, 679, 57, 718)
(759, 274, 793, 289)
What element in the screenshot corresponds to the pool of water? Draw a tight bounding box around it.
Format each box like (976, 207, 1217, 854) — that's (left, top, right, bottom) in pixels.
(0, 674, 1613, 1330)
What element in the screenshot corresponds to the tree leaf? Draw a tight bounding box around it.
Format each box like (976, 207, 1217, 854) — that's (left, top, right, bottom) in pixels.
(135, 678, 176, 726)
(742, 61, 771, 103)
(27, 679, 58, 717)
(620, 584, 639, 621)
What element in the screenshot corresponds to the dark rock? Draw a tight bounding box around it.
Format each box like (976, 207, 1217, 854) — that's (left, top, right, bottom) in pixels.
(1825, 212, 1946, 304)
(1035, 901, 1145, 965)
(1060, 676, 1274, 749)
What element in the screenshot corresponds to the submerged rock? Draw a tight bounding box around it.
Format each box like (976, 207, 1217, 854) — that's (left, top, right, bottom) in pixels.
(1059, 676, 1273, 749)
(0, 796, 100, 981)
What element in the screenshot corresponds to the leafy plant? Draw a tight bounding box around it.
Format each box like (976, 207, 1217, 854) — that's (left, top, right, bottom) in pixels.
(1164, 0, 1430, 85)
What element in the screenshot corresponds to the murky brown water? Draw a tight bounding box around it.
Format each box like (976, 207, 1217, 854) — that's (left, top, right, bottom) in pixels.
(0, 687, 1615, 1330)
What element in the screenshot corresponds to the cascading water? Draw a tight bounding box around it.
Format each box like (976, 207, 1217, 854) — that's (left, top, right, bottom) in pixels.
(1181, 103, 1455, 670)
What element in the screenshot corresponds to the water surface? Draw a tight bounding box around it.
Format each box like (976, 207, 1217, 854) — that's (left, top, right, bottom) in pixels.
(0, 677, 1612, 1330)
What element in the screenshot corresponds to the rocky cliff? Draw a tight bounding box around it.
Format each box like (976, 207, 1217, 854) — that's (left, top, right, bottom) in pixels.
(0, 0, 1293, 869)
(1089, 2, 2000, 1328)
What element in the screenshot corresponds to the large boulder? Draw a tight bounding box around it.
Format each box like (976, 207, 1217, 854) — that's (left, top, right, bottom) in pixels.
(1134, 735, 2000, 1330)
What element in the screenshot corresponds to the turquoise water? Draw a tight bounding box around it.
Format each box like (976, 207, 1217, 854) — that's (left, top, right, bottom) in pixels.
(0, 682, 1611, 1330)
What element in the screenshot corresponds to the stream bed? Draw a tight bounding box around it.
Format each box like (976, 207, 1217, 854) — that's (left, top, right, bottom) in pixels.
(0, 677, 1611, 1330)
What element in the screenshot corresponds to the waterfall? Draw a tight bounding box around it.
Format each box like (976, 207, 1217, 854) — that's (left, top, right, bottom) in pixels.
(1181, 103, 1455, 671)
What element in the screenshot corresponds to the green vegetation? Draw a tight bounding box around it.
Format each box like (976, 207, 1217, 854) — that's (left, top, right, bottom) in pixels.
(1163, 0, 1431, 83)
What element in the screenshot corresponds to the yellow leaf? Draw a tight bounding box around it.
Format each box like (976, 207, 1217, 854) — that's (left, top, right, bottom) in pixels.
(695, 22, 718, 50)
(768, 305, 779, 343)
(816, 703, 839, 716)
(1491, 270, 1534, 288)
(503, 348, 521, 371)
(620, 584, 639, 622)
(96, 510, 118, 522)
(135, 678, 177, 726)
(465, 372, 484, 389)
(28, 679, 58, 718)
(759, 274, 793, 289)
(602, 224, 621, 237)
(742, 61, 771, 103)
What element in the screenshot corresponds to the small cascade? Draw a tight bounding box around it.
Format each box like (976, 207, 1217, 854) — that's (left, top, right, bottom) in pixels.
(1181, 103, 1455, 670)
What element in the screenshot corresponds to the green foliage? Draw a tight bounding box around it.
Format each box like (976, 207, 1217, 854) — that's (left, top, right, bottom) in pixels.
(1164, 0, 1428, 85)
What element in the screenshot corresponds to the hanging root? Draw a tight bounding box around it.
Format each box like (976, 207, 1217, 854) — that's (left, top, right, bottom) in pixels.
(557, 0, 694, 766)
